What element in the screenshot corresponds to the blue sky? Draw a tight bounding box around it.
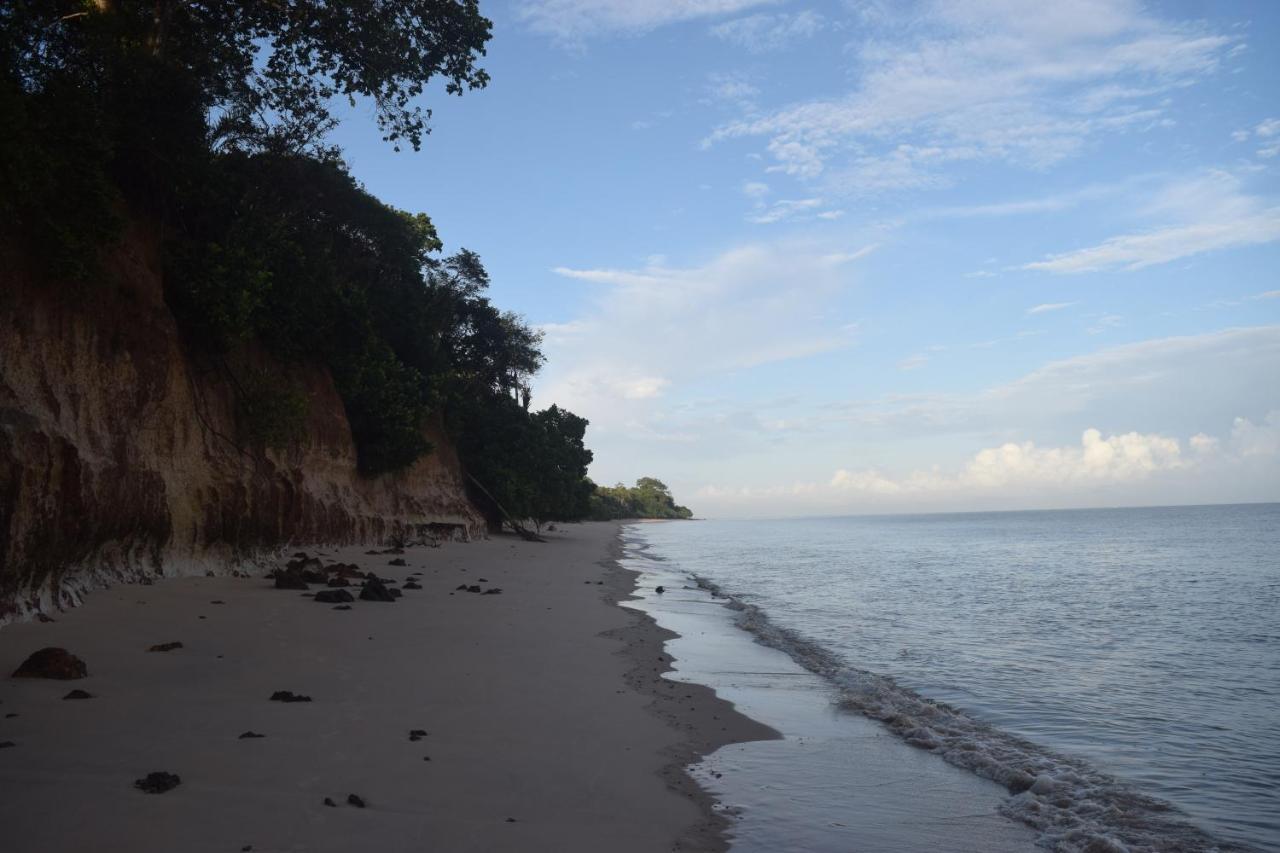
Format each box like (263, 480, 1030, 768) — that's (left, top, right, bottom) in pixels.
(331, 0, 1279, 516)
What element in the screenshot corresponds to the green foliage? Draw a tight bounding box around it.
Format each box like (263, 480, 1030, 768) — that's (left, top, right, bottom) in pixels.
(332, 345, 433, 477)
(233, 368, 309, 451)
(589, 479, 694, 520)
(2, 0, 607, 516)
(452, 398, 595, 531)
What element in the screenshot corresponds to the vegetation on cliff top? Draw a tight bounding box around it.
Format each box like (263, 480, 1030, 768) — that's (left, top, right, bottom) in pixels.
(0, 1, 691, 529)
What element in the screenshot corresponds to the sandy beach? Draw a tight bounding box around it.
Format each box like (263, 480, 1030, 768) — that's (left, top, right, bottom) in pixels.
(0, 522, 775, 853)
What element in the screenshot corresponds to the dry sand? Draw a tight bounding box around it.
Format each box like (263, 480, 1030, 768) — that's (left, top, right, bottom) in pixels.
(0, 521, 776, 853)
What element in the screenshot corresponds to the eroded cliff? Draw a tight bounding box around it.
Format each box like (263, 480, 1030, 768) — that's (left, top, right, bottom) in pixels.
(0, 224, 485, 621)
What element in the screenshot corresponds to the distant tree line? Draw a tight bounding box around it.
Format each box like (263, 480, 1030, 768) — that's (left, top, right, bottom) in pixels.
(0, 1, 602, 531)
(588, 479, 694, 520)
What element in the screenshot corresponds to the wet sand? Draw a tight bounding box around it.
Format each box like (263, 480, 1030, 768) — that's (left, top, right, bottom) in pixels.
(0, 522, 775, 853)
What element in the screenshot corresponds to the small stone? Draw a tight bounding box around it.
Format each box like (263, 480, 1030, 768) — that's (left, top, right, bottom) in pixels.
(478, 578, 488, 583)
(269, 690, 312, 703)
(323, 797, 337, 807)
(135, 771, 181, 794)
(403, 582, 422, 590)
(482, 588, 503, 595)
(12, 647, 87, 679)
(347, 794, 365, 808)
(314, 589, 354, 604)
(333, 605, 352, 611)
(62, 689, 93, 700)
(238, 731, 265, 739)
(4, 713, 16, 718)
(455, 584, 468, 591)
(0, 741, 15, 749)
(655, 586, 665, 594)
(210, 600, 225, 605)
(148, 642, 183, 653)
(408, 729, 427, 741)
(505, 817, 517, 823)
(388, 558, 407, 566)
(466, 585, 482, 593)
(36, 614, 55, 623)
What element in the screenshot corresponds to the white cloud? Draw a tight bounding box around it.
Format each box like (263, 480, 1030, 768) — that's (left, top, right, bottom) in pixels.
(1024, 170, 1280, 273)
(1027, 302, 1076, 315)
(746, 197, 824, 224)
(1025, 212, 1280, 273)
(898, 353, 930, 370)
(710, 10, 824, 52)
(701, 413, 1278, 511)
(705, 71, 761, 110)
(704, 0, 1235, 193)
(534, 240, 875, 434)
(517, 0, 778, 41)
(830, 427, 1186, 495)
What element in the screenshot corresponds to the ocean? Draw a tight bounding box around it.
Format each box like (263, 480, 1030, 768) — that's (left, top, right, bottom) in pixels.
(621, 504, 1280, 852)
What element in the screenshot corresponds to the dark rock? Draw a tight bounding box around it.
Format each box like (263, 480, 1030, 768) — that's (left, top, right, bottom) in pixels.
(388, 558, 407, 567)
(148, 642, 183, 653)
(286, 556, 323, 574)
(478, 578, 488, 583)
(326, 577, 350, 587)
(466, 585, 482, 593)
(482, 588, 502, 595)
(274, 572, 308, 590)
(314, 589, 354, 604)
(347, 794, 366, 808)
(238, 731, 265, 739)
(242, 847, 253, 851)
(4, 713, 16, 718)
(36, 614, 55, 623)
(269, 690, 312, 703)
(455, 584, 469, 591)
(330, 564, 366, 580)
(359, 578, 396, 602)
(62, 689, 93, 700)
(402, 582, 422, 590)
(389, 588, 403, 599)
(12, 647, 87, 679)
(323, 797, 337, 807)
(135, 771, 181, 794)
(408, 729, 427, 741)
(505, 817, 517, 823)
(301, 569, 327, 584)
(655, 586, 665, 594)
(210, 600, 225, 605)
(333, 605, 352, 611)
(0, 741, 15, 749)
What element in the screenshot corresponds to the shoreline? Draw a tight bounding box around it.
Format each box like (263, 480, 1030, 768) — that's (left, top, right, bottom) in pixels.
(0, 521, 776, 852)
(600, 528, 780, 852)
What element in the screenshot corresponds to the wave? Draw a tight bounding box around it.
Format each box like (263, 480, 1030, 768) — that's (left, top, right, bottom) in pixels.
(687, 573, 1248, 853)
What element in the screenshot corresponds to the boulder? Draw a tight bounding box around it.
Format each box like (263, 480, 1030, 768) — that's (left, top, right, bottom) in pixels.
(12, 648, 87, 680)
(314, 589, 354, 604)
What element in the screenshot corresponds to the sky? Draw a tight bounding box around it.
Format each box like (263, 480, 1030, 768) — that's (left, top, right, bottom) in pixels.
(330, 0, 1280, 517)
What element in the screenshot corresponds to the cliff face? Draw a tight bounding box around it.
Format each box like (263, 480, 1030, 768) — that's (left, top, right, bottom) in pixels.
(0, 224, 485, 620)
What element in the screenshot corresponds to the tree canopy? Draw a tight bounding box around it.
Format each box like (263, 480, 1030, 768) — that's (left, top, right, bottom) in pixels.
(0, 1, 674, 533)
(589, 479, 694, 520)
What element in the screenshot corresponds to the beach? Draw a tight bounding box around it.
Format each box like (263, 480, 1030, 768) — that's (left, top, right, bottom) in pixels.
(0, 522, 775, 853)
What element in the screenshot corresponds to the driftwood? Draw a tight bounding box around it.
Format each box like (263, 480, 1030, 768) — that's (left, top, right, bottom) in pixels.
(466, 474, 546, 542)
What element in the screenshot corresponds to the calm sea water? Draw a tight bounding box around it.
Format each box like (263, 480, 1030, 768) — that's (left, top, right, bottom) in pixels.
(631, 504, 1280, 852)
